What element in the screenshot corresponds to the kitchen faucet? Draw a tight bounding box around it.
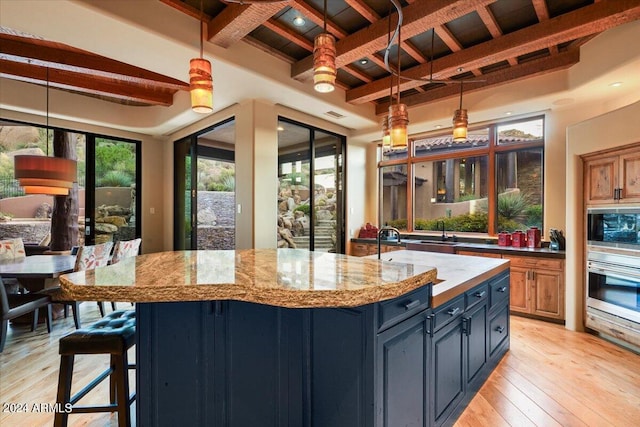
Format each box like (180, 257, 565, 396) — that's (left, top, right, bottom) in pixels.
(377, 226, 401, 259)
(437, 220, 447, 241)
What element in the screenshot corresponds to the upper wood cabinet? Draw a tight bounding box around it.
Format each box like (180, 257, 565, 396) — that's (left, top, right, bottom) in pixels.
(584, 144, 640, 205)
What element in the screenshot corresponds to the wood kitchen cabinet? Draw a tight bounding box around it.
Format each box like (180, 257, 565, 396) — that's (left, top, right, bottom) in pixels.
(503, 255, 565, 321)
(457, 249, 565, 322)
(584, 144, 640, 205)
(349, 241, 403, 257)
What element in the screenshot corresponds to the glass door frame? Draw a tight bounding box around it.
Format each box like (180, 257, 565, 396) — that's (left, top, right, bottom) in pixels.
(85, 133, 142, 246)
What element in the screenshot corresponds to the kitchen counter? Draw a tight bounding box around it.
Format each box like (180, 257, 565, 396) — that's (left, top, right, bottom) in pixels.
(57, 249, 437, 308)
(368, 250, 510, 307)
(58, 249, 508, 426)
(352, 237, 566, 258)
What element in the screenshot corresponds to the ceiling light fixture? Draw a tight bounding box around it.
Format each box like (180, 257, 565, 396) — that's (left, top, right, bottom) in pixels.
(293, 16, 306, 27)
(609, 82, 623, 87)
(313, 0, 336, 93)
(359, 59, 368, 65)
(189, 0, 213, 113)
(452, 82, 468, 142)
(14, 68, 77, 196)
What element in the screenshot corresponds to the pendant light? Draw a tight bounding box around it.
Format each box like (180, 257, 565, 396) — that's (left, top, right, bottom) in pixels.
(14, 69, 77, 196)
(381, 7, 392, 149)
(190, 0, 213, 113)
(313, 0, 336, 93)
(452, 82, 468, 141)
(388, 23, 408, 148)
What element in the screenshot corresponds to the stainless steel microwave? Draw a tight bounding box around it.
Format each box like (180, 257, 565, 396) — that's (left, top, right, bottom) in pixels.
(587, 207, 640, 250)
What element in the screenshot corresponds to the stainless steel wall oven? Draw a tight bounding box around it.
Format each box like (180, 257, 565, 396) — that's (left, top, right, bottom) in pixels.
(587, 251, 640, 324)
(586, 207, 640, 347)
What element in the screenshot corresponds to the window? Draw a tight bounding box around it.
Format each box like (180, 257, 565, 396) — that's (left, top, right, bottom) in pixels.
(379, 117, 544, 236)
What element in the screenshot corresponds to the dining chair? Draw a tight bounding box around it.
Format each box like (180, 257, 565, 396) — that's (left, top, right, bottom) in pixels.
(1, 276, 52, 352)
(60, 242, 114, 329)
(0, 238, 27, 293)
(111, 238, 141, 265)
(107, 238, 141, 311)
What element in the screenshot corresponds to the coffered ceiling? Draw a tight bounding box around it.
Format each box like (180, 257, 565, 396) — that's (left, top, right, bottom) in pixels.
(0, 0, 639, 137)
(3, 0, 640, 111)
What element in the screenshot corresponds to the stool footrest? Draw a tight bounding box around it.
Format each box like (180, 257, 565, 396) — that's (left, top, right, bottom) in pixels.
(69, 367, 113, 406)
(69, 404, 118, 414)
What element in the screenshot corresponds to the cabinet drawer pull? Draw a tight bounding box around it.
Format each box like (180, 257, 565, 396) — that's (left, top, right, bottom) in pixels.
(447, 307, 461, 316)
(495, 326, 505, 334)
(497, 286, 507, 293)
(404, 300, 421, 311)
(474, 291, 486, 298)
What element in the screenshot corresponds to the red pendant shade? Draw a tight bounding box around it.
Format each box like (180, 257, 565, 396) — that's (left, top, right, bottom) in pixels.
(14, 155, 77, 195)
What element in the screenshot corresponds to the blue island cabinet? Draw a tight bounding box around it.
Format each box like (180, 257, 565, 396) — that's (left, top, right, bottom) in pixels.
(136, 271, 509, 427)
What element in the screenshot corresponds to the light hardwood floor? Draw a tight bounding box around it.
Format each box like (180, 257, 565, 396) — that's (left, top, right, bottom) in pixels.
(1, 306, 639, 426)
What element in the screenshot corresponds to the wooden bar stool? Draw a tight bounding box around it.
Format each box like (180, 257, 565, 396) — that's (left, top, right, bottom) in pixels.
(54, 310, 136, 427)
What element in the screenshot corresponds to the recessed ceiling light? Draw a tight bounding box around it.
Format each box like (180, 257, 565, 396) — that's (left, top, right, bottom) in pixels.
(277, 126, 284, 131)
(435, 125, 442, 129)
(505, 111, 512, 116)
(359, 59, 368, 65)
(292, 16, 305, 27)
(609, 82, 623, 87)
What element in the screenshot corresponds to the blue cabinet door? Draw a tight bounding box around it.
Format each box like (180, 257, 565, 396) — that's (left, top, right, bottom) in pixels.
(376, 310, 430, 427)
(464, 301, 488, 386)
(431, 316, 465, 426)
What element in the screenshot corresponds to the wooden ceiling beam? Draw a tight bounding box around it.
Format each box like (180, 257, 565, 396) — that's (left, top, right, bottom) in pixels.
(207, 2, 289, 48)
(348, 0, 640, 104)
(374, 49, 580, 115)
(0, 60, 175, 106)
(292, 0, 495, 80)
(476, 5, 520, 71)
(0, 33, 188, 91)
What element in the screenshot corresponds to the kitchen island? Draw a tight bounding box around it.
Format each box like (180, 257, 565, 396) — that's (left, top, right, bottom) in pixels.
(58, 249, 509, 427)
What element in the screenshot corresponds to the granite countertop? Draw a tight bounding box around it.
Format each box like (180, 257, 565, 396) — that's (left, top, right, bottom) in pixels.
(366, 250, 510, 307)
(56, 249, 438, 308)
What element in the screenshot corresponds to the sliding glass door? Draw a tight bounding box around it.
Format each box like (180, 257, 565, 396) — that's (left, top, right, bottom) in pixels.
(277, 118, 345, 253)
(174, 119, 236, 250)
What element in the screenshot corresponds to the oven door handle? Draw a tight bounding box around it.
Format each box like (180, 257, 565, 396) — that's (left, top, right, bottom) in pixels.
(589, 266, 640, 282)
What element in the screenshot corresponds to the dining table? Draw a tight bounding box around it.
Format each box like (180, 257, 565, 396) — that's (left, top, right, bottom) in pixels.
(0, 254, 76, 292)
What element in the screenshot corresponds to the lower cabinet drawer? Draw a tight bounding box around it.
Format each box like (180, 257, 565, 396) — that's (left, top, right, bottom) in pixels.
(489, 272, 510, 310)
(432, 295, 465, 333)
(377, 285, 431, 332)
(489, 305, 509, 356)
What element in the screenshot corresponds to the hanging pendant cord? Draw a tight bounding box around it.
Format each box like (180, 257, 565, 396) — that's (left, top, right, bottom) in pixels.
(396, 24, 401, 106)
(46, 67, 50, 156)
(388, 3, 392, 104)
(199, 0, 204, 58)
(323, 0, 327, 33)
(459, 81, 464, 110)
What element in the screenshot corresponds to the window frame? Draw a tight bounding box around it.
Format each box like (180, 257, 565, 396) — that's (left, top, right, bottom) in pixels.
(378, 115, 545, 236)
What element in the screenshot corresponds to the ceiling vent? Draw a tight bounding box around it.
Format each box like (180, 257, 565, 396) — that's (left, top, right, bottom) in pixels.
(324, 110, 345, 119)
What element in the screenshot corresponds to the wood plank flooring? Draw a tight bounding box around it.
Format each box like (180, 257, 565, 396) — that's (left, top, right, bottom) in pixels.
(1, 307, 639, 426)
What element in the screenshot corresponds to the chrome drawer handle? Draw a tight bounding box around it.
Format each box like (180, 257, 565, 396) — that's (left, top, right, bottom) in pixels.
(447, 307, 461, 316)
(474, 291, 486, 298)
(497, 286, 507, 293)
(495, 326, 505, 334)
(404, 300, 421, 311)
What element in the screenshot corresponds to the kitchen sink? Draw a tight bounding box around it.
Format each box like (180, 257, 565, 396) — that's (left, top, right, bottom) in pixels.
(406, 241, 459, 254)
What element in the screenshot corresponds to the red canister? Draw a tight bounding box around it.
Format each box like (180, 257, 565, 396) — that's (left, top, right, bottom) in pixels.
(527, 227, 541, 248)
(498, 232, 512, 246)
(511, 230, 526, 247)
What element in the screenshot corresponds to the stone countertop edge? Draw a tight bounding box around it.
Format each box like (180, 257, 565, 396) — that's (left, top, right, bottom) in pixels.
(54, 249, 439, 309)
(369, 250, 511, 308)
